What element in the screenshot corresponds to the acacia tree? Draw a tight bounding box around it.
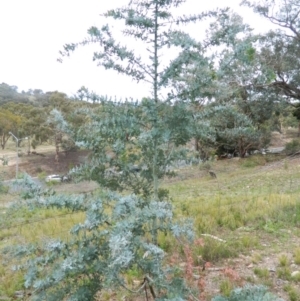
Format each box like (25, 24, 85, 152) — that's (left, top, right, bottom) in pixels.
(59, 0, 224, 199)
(12, 1, 226, 300)
(73, 98, 192, 197)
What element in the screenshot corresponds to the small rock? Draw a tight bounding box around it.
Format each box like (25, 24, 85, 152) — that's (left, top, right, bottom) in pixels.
(179, 262, 186, 268)
(133, 280, 142, 286)
(234, 258, 243, 263)
(290, 264, 297, 269)
(291, 271, 300, 277)
(14, 291, 24, 298)
(247, 263, 253, 268)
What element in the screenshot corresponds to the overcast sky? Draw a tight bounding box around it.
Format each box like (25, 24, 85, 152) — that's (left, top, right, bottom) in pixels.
(0, 0, 273, 100)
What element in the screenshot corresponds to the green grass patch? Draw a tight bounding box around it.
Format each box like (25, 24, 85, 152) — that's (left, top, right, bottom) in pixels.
(293, 248, 300, 265)
(37, 170, 47, 180)
(219, 279, 234, 297)
(278, 254, 290, 267)
(277, 266, 292, 280)
(284, 284, 300, 301)
(196, 239, 238, 262)
(254, 267, 270, 279)
(240, 155, 266, 168)
(0, 204, 85, 297)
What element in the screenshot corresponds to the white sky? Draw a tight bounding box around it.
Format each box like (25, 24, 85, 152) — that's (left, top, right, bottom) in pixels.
(0, 0, 274, 100)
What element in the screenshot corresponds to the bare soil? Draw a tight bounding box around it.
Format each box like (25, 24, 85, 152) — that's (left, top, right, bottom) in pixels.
(269, 127, 299, 148)
(189, 231, 300, 301)
(0, 147, 90, 180)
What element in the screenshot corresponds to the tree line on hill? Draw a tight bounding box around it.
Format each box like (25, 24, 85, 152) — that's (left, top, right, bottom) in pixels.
(0, 84, 93, 156)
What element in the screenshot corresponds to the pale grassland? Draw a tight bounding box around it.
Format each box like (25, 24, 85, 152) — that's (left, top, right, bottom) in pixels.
(0, 206, 85, 298)
(166, 155, 300, 235)
(1, 154, 300, 299)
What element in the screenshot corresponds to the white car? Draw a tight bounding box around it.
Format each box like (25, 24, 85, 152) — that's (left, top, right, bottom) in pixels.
(45, 174, 62, 183)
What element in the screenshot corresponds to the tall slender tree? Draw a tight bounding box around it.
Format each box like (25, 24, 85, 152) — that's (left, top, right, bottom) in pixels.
(59, 0, 225, 200)
(12, 1, 227, 300)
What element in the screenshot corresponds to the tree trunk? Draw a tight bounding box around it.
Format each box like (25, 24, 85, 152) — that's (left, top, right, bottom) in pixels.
(151, 1, 159, 246)
(54, 132, 62, 163)
(238, 137, 246, 158)
(28, 136, 31, 154)
(1, 134, 9, 150)
(195, 138, 200, 151)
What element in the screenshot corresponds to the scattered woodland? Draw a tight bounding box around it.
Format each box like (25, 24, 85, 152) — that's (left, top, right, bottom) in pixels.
(2, 0, 300, 300)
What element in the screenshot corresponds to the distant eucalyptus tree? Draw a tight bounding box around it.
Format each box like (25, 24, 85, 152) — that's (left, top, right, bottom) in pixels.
(241, 0, 300, 135)
(241, 0, 300, 102)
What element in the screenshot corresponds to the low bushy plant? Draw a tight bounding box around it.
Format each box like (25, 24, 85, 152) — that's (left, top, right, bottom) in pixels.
(199, 161, 212, 171)
(284, 285, 300, 301)
(212, 284, 283, 301)
(253, 267, 269, 279)
(0, 183, 9, 194)
(277, 266, 292, 280)
(37, 171, 47, 180)
(278, 254, 290, 267)
(35, 167, 43, 173)
(293, 248, 300, 265)
(200, 239, 238, 262)
(219, 279, 234, 297)
(285, 139, 300, 155)
(5, 178, 195, 300)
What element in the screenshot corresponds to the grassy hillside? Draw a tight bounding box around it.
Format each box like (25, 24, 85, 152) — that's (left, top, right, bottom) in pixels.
(1, 148, 300, 300)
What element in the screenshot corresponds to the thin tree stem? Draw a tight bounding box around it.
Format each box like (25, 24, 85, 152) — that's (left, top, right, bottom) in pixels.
(152, 0, 159, 245)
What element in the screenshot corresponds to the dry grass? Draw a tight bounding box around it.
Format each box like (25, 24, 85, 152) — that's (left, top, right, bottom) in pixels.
(0, 206, 85, 298)
(2, 147, 300, 299)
